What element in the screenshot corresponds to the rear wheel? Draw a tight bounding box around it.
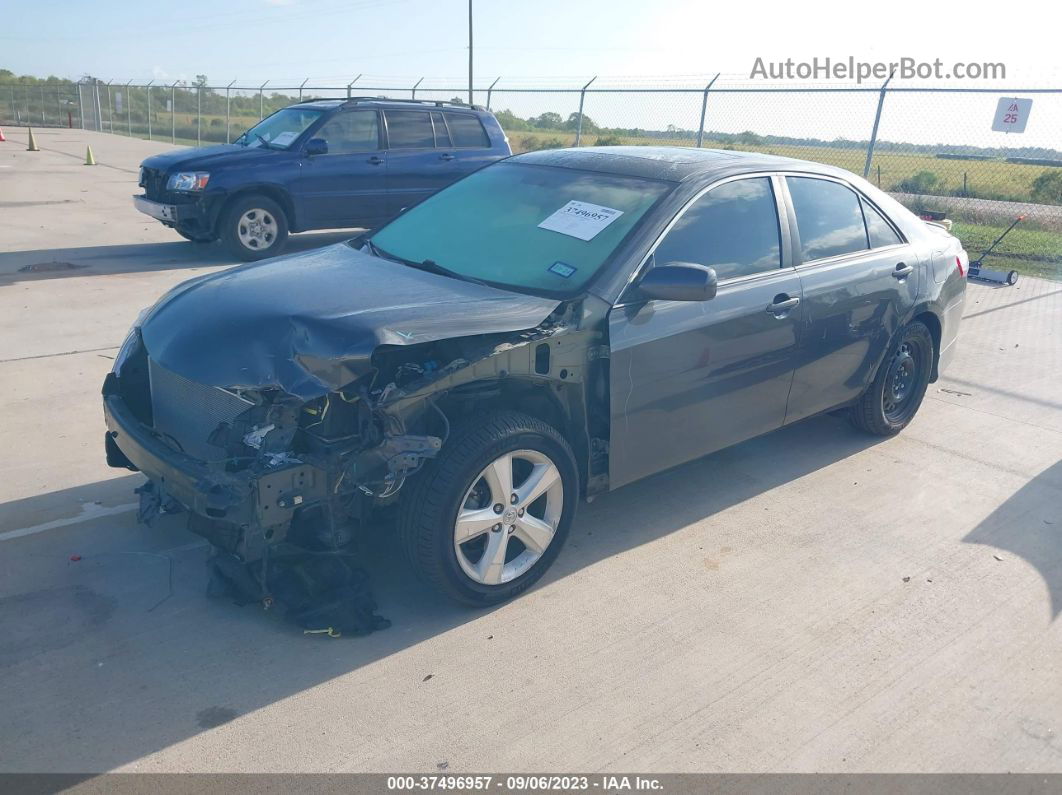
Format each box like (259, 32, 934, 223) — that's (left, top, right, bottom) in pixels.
(850, 321, 934, 436)
(398, 411, 578, 606)
(220, 195, 288, 261)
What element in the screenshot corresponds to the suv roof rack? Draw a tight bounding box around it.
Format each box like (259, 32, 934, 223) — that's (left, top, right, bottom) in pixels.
(340, 96, 487, 111)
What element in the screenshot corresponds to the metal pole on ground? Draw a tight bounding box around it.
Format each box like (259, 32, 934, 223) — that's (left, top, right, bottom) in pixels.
(486, 76, 500, 110)
(170, 81, 177, 144)
(146, 80, 154, 140)
(346, 74, 361, 99)
(863, 71, 893, 179)
(695, 73, 721, 148)
(225, 80, 235, 143)
(575, 76, 596, 147)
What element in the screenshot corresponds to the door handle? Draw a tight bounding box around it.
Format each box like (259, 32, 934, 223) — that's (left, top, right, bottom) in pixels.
(439, 153, 455, 161)
(892, 262, 914, 279)
(766, 295, 800, 315)
(367, 156, 384, 165)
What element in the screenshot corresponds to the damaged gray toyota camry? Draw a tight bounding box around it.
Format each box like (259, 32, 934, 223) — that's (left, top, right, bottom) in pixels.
(103, 146, 967, 606)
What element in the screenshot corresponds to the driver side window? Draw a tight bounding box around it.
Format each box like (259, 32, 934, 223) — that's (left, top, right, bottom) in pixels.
(652, 177, 782, 281)
(314, 110, 380, 154)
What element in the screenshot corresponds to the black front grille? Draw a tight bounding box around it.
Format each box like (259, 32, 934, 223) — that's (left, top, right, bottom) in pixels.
(141, 167, 167, 200)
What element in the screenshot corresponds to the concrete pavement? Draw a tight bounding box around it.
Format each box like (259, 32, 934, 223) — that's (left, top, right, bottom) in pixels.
(1, 128, 1060, 773)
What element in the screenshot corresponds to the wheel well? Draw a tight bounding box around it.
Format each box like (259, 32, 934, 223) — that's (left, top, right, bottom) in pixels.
(913, 310, 942, 382)
(218, 186, 296, 234)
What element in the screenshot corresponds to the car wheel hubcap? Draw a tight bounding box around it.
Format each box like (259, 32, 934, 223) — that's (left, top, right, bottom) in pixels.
(883, 341, 919, 418)
(454, 449, 563, 586)
(237, 209, 277, 251)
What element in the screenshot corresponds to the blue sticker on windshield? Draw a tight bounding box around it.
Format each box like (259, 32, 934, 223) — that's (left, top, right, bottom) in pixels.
(549, 261, 577, 278)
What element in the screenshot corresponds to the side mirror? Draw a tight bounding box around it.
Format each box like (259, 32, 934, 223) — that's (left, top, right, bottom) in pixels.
(305, 138, 328, 156)
(637, 262, 718, 302)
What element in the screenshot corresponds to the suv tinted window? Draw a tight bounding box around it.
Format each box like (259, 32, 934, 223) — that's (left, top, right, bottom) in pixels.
(444, 112, 490, 148)
(787, 177, 868, 261)
(314, 110, 379, 153)
(652, 177, 781, 281)
(431, 111, 452, 148)
(385, 110, 435, 149)
(862, 198, 902, 248)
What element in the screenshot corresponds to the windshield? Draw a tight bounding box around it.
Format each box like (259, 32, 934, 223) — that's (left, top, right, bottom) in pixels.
(236, 107, 324, 149)
(369, 162, 673, 296)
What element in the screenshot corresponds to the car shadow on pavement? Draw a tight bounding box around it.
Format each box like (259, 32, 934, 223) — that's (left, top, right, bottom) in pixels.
(0, 231, 359, 284)
(962, 458, 1062, 619)
(0, 413, 884, 772)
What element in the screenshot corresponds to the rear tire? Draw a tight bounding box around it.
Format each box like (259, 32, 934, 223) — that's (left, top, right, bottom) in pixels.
(849, 321, 934, 436)
(220, 195, 288, 261)
(397, 410, 578, 606)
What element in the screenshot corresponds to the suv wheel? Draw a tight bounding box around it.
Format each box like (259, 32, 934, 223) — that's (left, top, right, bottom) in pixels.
(850, 320, 934, 436)
(398, 411, 578, 606)
(221, 195, 288, 261)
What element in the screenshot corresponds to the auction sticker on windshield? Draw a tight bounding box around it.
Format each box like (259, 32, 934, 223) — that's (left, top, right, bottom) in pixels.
(538, 200, 624, 241)
(271, 131, 298, 147)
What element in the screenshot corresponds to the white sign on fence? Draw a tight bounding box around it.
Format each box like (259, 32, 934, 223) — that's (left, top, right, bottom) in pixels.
(166, 99, 172, 112)
(991, 97, 1032, 133)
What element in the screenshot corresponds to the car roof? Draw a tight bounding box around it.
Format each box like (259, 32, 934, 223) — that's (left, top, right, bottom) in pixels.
(511, 146, 848, 183)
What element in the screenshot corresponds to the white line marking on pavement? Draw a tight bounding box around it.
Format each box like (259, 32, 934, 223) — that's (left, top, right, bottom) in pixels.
(0, 502, 139, 542)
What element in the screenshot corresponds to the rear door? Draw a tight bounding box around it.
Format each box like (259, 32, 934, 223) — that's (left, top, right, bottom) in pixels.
(383, 109, 455, 214)
(607, 175, 803, 490)
(781, 175, 918, 424)
(296, 109, 387, 228)
(442, 110, 499, 177)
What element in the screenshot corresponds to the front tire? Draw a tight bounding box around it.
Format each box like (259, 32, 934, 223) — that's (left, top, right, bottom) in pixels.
(850, 321, 934, 436)
(220, 195, 288, 261)
(398, 411, 578, 606)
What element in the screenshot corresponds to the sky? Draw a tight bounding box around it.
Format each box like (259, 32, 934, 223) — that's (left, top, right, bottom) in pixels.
(2, 0, 1057, 88)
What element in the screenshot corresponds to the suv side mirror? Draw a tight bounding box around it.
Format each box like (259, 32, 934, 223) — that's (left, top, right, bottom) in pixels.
(305, 138, 328, 156)
(637, 262, 718, 302)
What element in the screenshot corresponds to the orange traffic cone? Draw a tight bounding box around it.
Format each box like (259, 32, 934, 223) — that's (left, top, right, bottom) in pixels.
(0, 127, 6, 142)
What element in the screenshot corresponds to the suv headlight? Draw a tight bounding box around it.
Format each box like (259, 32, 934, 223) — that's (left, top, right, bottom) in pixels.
(166, 171, 210, 191)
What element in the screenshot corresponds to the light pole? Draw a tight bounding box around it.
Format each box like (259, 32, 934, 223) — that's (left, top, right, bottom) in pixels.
(467, 0, 473, 105)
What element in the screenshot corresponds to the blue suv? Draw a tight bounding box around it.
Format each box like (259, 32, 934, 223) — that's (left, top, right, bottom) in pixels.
(134, 98, 511, 260)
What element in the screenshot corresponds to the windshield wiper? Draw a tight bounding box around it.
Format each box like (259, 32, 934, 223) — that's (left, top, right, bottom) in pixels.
(368, 243, 487, 286)
(253, 132, 277, 150)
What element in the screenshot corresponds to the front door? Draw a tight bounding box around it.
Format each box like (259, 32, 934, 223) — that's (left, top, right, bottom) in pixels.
(297, 109, 388, 229)
(781, 176, 919, 423)
(608, 175, 803, 490)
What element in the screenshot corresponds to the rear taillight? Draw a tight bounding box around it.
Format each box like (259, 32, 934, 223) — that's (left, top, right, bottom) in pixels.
(956, 253, 967, 277)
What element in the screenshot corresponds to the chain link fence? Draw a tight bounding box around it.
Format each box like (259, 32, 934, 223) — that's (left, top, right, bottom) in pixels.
(2, 75, 1060, 279)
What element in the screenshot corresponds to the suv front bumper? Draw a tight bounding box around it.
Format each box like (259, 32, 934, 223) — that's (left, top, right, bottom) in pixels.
(132, 194, 221, 238)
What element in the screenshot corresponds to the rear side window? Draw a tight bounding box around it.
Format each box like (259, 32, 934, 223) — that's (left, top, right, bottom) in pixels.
(313, 110, 379, 153)
(444, 112, 490, 148)
(430, 111, 452, 148)
(385, 111, 434, 149)
(787, 177, 869, 261)
(862, 199, 903, 248)
(652, 177, 782, 281)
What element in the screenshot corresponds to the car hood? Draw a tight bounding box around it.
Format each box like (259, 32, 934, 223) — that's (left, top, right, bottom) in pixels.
(139, 244, 561, 399)
(140, 143, 277, 172)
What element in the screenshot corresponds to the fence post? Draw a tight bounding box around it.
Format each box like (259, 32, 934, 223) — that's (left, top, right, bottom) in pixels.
(574, 76, 597, 147)
(146, 80, 154, 140)
(346, 74, 362, 99)
(170, 81, 178, 144)
(77, 82, 85, 129)
(40, 84, 46, 125)
(695, 73, 721, 148)
(197, 84, 202, 147)
(486, 76, 500, 109)
(259, 80, 268, 119)
(94, 80, 103, 132)
(411, 77, 424, 99)
(225, 80, 235, 143)
(863, 71, 893, 179)
(125, 81, 132, 136)
(299, 78, 308, 102)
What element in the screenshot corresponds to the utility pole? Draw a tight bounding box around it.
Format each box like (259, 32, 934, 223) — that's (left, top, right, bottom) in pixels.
(467, 0, 473, 105)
